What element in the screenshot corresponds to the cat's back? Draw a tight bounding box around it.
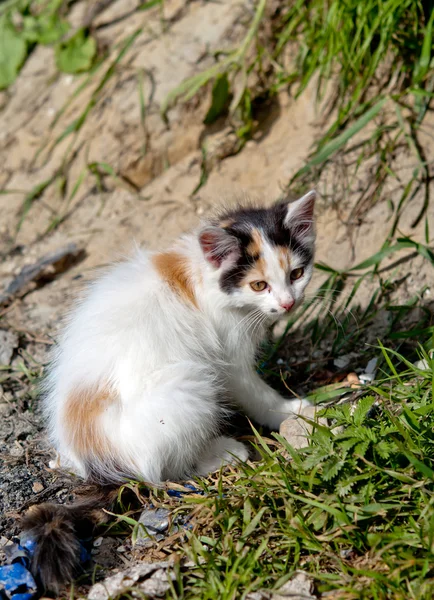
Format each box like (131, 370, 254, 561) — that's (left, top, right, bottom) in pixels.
(50, 248, 217, 381)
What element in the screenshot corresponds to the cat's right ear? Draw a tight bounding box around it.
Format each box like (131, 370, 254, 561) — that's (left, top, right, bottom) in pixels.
(199, 226, 240, 268)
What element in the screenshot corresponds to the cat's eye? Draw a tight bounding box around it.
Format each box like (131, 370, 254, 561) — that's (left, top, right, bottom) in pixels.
(250, 281, 268, 292)
(290, 267, 304, 281)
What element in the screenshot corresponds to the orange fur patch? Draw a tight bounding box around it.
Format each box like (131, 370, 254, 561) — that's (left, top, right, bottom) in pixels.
(278, 247, 292, 272)
(152, 252, 197, 308)
(64, 385, 116, 458)
(246, 228, 263, 258)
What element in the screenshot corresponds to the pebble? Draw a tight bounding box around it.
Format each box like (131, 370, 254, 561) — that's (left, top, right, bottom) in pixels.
(138, 507, 170, 534)
(246, 571, 315, 600)
(279, 405, 327, 450)
(414, 358, 429, 371)
(32, 481, 44, 493)
(88, 561, 174, 600)
(333, 355, 351, 369)
(93, 537, 104, 548)
(0, 329, 19, 366)
(10, 444, 24, 457)
(0, 403, 12, 417)
(346, 372, 360, 388)
(134, 507, 171, 547)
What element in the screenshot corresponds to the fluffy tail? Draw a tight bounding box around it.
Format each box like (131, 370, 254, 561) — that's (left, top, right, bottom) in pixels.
(20, 486, 117, 592)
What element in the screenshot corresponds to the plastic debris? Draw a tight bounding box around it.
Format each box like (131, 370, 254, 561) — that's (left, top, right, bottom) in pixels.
(365, 357, 378, 375)
(0, 533, 91, 599)
(358, 357, 378, 384)
(0, 563, 37, 600)
(167, 483, 198, 498)
(0, 542, 37, 600)
(359, 372, 374, 383)
(1, 484, 198, 595)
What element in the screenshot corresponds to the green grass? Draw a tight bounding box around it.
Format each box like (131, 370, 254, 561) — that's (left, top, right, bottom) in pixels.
(106, 332, 434, 600)
(175, 353, 434, 599)
(153, 342, 433, 600)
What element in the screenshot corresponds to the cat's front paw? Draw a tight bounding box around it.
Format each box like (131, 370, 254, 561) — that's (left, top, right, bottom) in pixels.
(196, 436, 249, 476)
(265, 397, 312, 430)
(290, 397, 312, 413)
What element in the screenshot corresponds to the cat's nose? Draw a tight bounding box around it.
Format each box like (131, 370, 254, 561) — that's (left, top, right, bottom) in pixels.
(280, 300, 295, 312)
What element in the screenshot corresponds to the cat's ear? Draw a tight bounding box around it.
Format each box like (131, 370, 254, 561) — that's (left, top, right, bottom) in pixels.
(283, 190, 316, 239)
(199, 226, 240, 267)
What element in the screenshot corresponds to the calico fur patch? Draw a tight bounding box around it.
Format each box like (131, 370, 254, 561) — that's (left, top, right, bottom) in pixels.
(218, 203, 312, 293)
(64, 385, 115, 458)
(153, 251, 197, 307)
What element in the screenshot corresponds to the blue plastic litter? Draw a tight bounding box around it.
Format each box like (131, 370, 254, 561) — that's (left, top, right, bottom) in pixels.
(167, 483, 199, 498)
(0, 534, 91, 600)
(0, 562, 37, 600)
(79, 541, 91, 564)
(0, 484, 199, 597)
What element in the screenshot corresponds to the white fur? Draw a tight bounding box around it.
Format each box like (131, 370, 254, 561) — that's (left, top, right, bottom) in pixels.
(44, 195, 316, 484)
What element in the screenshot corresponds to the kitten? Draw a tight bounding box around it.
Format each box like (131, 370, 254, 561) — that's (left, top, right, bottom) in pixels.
(22, 191, 316, 589)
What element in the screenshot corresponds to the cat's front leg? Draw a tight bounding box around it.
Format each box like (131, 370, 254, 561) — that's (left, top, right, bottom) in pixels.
(229, 367, 310, 430)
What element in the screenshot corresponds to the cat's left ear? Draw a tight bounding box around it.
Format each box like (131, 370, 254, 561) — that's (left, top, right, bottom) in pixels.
(283, 190, 316, 239)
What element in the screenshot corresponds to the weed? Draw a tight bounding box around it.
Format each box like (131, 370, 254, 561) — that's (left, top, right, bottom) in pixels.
(163, 342, 434, 600)
(165, 0, 434, 238)
(0, 0, 97, 89)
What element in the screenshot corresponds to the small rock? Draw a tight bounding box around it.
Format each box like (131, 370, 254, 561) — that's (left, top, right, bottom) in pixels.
(246, 571, 315, 600)
(0, 402, 12, 417)
(279, 405, 326, 450)
(88, 561, 175, 600)
(93, 536, 103, 548)
(10, 443, 24, 457)
(346, 372, 360, 388)
(0, 329, 19, 366)
(273, 571, 316, 599)
(134, 507, 171, 547)
(32, 481, 44, 493)
(139, 508, 170, 534)
(116, 545, 126, 553)
(359, 373, 374, 383)
(333, 355, 350, 369)
(414, 358, 429, 371)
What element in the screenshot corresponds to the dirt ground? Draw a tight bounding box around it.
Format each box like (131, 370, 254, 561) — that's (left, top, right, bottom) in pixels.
(1, 0, 433, 593)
